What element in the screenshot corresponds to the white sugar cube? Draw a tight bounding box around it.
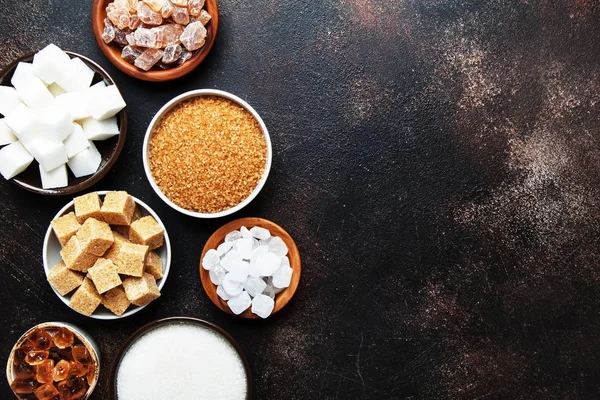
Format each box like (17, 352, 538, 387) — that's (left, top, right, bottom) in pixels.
(47, 83, 66, 97)
(209, 265, 226, 285)
(54, 92, 91, 121)
(272, 263, 293, 289)
(91, 81, 107, 89)
(220, 249, 242, 272)
(81, 116, 119, 141)
(268, 236, 288, 258)
(216, 285, 231, 301)
(64, 123, 89, 158)
(4, 104, 39, 145)
(32, 44, 71, 85)
(67, 140, 101, 177)
(250, 226, 271, 240)
(217, 241, 233, 256)
(227, 291, 251, 315)
(251, 294, 275, 318)
(39, 104, 73, 142)
(28, 137, 68, 172)
(234, 238, 253, 260)
(240, 226, 252, 239)
(222, 274, 243, 296)
(202, 249, 220, 271)
(11, 62, 54, 108)
(258, 252, 281, 277)
(86, 85, 126, 120)
(55, 58, 94, 92)
(0, 86, 22, 116)
(0, 141, 34, 179)
(243, 276, 267, 298)
(39, 163, 68, 189)
(0, 119, 17, 145)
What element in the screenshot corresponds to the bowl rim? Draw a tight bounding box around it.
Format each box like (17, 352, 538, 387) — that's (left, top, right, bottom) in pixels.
(142, 89, 273, 218)
(199, 217, 301, 319)
(91, 0, 219, 82)
(42, 190, 172, 320)
(108, 316, 252, 400)
(6, 321, 101, 400)
(0, 50, 128, 196)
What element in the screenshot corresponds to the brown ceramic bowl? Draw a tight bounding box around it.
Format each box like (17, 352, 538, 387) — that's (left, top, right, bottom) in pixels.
(200, 217, 301, 319)
(109, 317, 252, 399)
(6, 322, 101, 400)
(92, 0, 219, 81)
(0, 51, 128, 196)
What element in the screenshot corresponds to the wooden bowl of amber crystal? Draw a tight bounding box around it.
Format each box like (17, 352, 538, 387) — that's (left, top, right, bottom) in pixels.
(6, 322, 100, 400)
(91, 0, 219, 82)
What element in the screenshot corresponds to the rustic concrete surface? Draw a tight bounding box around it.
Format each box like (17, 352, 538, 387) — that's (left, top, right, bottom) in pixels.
(1, 0, 600, 398)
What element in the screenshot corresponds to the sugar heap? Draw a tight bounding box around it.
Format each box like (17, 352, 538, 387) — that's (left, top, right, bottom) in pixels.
(202, 226, 293, 318)
(117, 322, 247, 400)
(0, 44, 126, 189)
(102, 0, 211, 70)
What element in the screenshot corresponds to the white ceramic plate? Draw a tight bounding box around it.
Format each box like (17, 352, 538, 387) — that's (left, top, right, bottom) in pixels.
(42, 191, 171, 320)
(142, 89, 273, 218)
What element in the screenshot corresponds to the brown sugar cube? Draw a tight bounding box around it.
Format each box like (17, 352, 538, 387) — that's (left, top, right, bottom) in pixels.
(122, 273, 161, 306)
(102, 286, 131, 316)
(115, 242, 149, 277)
(132, 206, 142, 222)
(69, 277, 102, 316)
(103, 232, 130, 265)
(74, 192, 103, 224)
(60, 236, 99, 273)
(129, 216, 164, 250)
(101, 191, 136, 225)
(51, 212, 81, 246)
(47, 261, 84, 296)
(144, 251, 163, 280)
(87, 258, 122, 294)
(112, 225, 130, 238)
(76, 218, 114, 256)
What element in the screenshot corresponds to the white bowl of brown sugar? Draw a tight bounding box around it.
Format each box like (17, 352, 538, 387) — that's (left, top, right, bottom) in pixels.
(142, 89, 272, 218)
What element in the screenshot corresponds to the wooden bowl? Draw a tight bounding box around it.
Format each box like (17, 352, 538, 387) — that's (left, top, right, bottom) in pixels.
(0, 51, 128, 196)
(200, 217, 301, 319)
(92, 0, 219, 81)
(109, 317, 252, 399)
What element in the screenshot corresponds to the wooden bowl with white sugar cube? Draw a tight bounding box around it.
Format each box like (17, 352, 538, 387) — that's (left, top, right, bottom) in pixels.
(0, 46, 127, 195)
(91, 0, 219, 82)
(200, 217, 301, 319)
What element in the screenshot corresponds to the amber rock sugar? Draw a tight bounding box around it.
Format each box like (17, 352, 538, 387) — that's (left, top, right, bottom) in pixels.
(149, 96, 267, 213)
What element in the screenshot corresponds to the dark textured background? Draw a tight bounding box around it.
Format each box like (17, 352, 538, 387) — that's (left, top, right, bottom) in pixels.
(1, 0, 600, 399)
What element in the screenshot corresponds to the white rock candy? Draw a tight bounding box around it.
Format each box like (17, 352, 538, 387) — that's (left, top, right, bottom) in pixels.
(201, 249, 220, 271)
(250, 226, 270, 240)
(222, 273, 243, 297)
(257, 252, 281, 277)
(233, 238, 253, 260)
(209, 265, 226, 285)
(220, 249, 242, 271)
(240, 226, 251, 239)
(217, 241, 233, 256)
(272, 264, 293, 289)
(225, 230, 241, 242)
(268, 236, 288, 258)
(251, 294, 275, 319)
(216, 285, 230, 301)
(227, 291, 251, 315)
(228, 260, 250, 283)
(243, 276, 267, 298)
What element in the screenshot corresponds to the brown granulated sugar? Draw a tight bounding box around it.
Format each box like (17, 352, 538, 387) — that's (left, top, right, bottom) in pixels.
(149, 96, 267, 213)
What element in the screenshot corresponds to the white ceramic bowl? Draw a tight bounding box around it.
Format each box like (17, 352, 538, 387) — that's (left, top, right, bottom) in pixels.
(43, 191, 172, 320)
(142, 89, 273, 218)
(6, 321, 100, 400)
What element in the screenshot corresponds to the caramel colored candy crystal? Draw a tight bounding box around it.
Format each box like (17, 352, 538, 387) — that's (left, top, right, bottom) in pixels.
(122, 46, 141, 65)
(57, 376, 88, 400)
(53, 327, 74, 349)
(155, 24, 184, 48)
(25, 351, 49, 366)
(71, 345, 90, 364)
(180, 21, 207, 51)
(53, 359, 70, 382)
(137, 1, 163, 25)
(33, 383, 59, 399)
(14, 361, 35, 380)
(28, 329, 53, 351)
(68, 361, 88, 378)
(35, 359, 54, 384)
(10, 379, 37, 394)
(134, 49, 164, 71)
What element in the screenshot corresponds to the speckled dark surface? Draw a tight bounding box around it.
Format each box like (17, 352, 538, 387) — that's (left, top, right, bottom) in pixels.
(1, 0, 600, 399)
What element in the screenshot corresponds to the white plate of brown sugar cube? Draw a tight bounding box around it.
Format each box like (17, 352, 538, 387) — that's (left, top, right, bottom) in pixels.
(43, 190, 171, 320)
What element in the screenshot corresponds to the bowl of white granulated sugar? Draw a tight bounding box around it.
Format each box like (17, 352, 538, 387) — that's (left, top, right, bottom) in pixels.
(110, 317, 251, 400)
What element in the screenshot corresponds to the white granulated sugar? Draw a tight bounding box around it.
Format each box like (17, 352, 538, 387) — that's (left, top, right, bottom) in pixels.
(117, 323, 247, 400)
